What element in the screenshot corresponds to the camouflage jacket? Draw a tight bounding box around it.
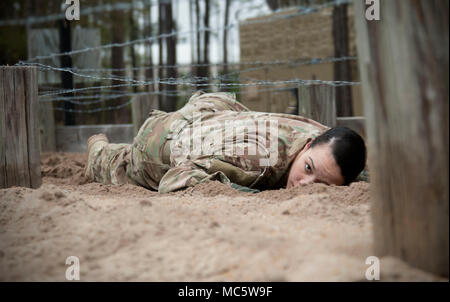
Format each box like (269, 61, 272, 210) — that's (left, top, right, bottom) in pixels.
(130, 91, 328, 193)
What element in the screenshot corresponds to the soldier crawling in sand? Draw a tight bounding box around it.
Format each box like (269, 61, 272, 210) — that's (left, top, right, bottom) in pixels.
(84, 91, 367, 193)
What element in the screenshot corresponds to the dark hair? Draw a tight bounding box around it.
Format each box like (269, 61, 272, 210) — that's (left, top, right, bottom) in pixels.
(310, 127, 366, 185)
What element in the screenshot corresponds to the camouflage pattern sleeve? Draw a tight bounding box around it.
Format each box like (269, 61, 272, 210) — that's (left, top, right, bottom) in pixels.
(230, 183, 260, 193)
(158, 159, 231, 193)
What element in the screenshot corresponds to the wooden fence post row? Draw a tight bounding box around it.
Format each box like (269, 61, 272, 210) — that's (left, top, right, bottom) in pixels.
(131, 94, 159, 136)
(0, 66, 42, 189)
(298, 85, 336, 127)
(39, 101, 56, 152)
(354, 0, 448, 276)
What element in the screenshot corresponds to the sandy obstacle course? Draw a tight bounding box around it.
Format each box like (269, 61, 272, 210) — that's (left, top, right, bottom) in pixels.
(0, 152, 443, 281)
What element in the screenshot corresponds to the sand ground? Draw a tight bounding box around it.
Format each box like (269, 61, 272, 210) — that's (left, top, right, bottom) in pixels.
(0, 152, 444, 281)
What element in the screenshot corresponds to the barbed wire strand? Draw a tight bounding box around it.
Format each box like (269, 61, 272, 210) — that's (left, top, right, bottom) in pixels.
(51, 85, 305, 113)
(41, 83, 307, 106)
(26, 56, 357, 98)
(56, 55, 355, 73)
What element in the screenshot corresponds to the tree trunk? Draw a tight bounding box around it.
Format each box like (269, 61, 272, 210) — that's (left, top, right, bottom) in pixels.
(223, 0, 231, 77)
(111, 9, 129, 124)
(145, 0, 154, 92)
(195, 0, 202, 86)
(129, 3, 138, 93)
(158, 1, 166, 109)
(332, 3, 353, 117)
(195, 0, 210, 90)
(58, 19, 75, 125)
(164, 1, 177, 112)
(189, 0, 195, 64)
(354, 0, 449, 277)
(203, 0, 210, 68)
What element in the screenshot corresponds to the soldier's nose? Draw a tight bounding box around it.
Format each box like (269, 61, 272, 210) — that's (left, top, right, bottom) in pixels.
(298, 176, 315, 186)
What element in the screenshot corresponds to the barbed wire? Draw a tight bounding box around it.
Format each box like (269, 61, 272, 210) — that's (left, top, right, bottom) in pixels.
(38, 77, 358, 98)
(41, 83, 304, 106)
(21, 0, 351, 63)
(59, 55, 355, 73)
(53, 97, 135, 114)
(24, 56, 356, 96)
(51, 85, 304, 113)
(39, 75, 358, 100)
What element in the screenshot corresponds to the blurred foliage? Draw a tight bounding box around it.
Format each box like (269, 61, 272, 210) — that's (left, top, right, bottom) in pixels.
(0, 0, 27, 65)
(0, 26, 27, 65)
(265, 0, 329, 11)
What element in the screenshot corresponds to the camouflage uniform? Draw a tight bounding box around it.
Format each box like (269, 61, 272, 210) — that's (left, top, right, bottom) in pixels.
(85, 91, 328, 193)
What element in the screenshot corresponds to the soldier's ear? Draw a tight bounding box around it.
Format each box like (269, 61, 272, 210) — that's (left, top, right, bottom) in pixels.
(296, 139, 313, 160)
(303, 139, 313, 151)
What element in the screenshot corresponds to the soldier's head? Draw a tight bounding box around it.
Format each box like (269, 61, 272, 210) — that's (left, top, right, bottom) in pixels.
(287, 127, 366, 188)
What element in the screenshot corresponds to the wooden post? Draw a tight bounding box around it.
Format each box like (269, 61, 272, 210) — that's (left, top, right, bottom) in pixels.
(332, 2, 354, 117)
(354, 0, 449, 276)
(0, 66, 42, 189)
(39, 102, 56, 152)
(131, 94, 159, 135)
(336, 116, 366, 138)
(298, 85, 336, 127)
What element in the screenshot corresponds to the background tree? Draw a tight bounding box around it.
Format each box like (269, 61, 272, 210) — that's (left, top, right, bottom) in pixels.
(222, 0, 231, 76)
(110, 6, 129, 124)
(158, 0, 165, 108)
(266, 0, 329, 10)
(193, 0, 210, 90)
(165, 0, 177, 112)
(194, 0, 202, 87)
(332, 2, 353, 116)
(144, 0, 154, 93)
(129, 1, 139, 93)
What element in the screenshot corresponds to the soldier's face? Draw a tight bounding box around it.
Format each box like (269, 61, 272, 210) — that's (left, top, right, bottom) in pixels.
(286, 140, 344, 188)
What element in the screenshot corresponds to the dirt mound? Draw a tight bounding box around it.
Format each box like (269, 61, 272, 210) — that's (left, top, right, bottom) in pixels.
(78, 182, 158, 198)
(257, 181, 370, 205)
(179, 181, 252, 197)
(41, 152, 91, 185)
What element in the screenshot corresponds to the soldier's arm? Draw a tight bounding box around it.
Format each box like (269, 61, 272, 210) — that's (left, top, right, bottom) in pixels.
(158, 160, 231, 193)
(158, 155, 265, 193)
(230, 183, 260, 193)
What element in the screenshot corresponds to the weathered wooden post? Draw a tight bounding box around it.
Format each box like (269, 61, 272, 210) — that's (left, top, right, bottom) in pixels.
(336, 116, 366, 138)
(131, 94, 159, 135)
(0, 66, 42, 189)
(298, 85, 336, 127)
(354, 0, 448, 276)
(39, 102, 56, 152)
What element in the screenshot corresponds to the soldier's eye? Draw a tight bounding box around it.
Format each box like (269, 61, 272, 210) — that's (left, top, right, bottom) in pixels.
(305, 163, 312, 173)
